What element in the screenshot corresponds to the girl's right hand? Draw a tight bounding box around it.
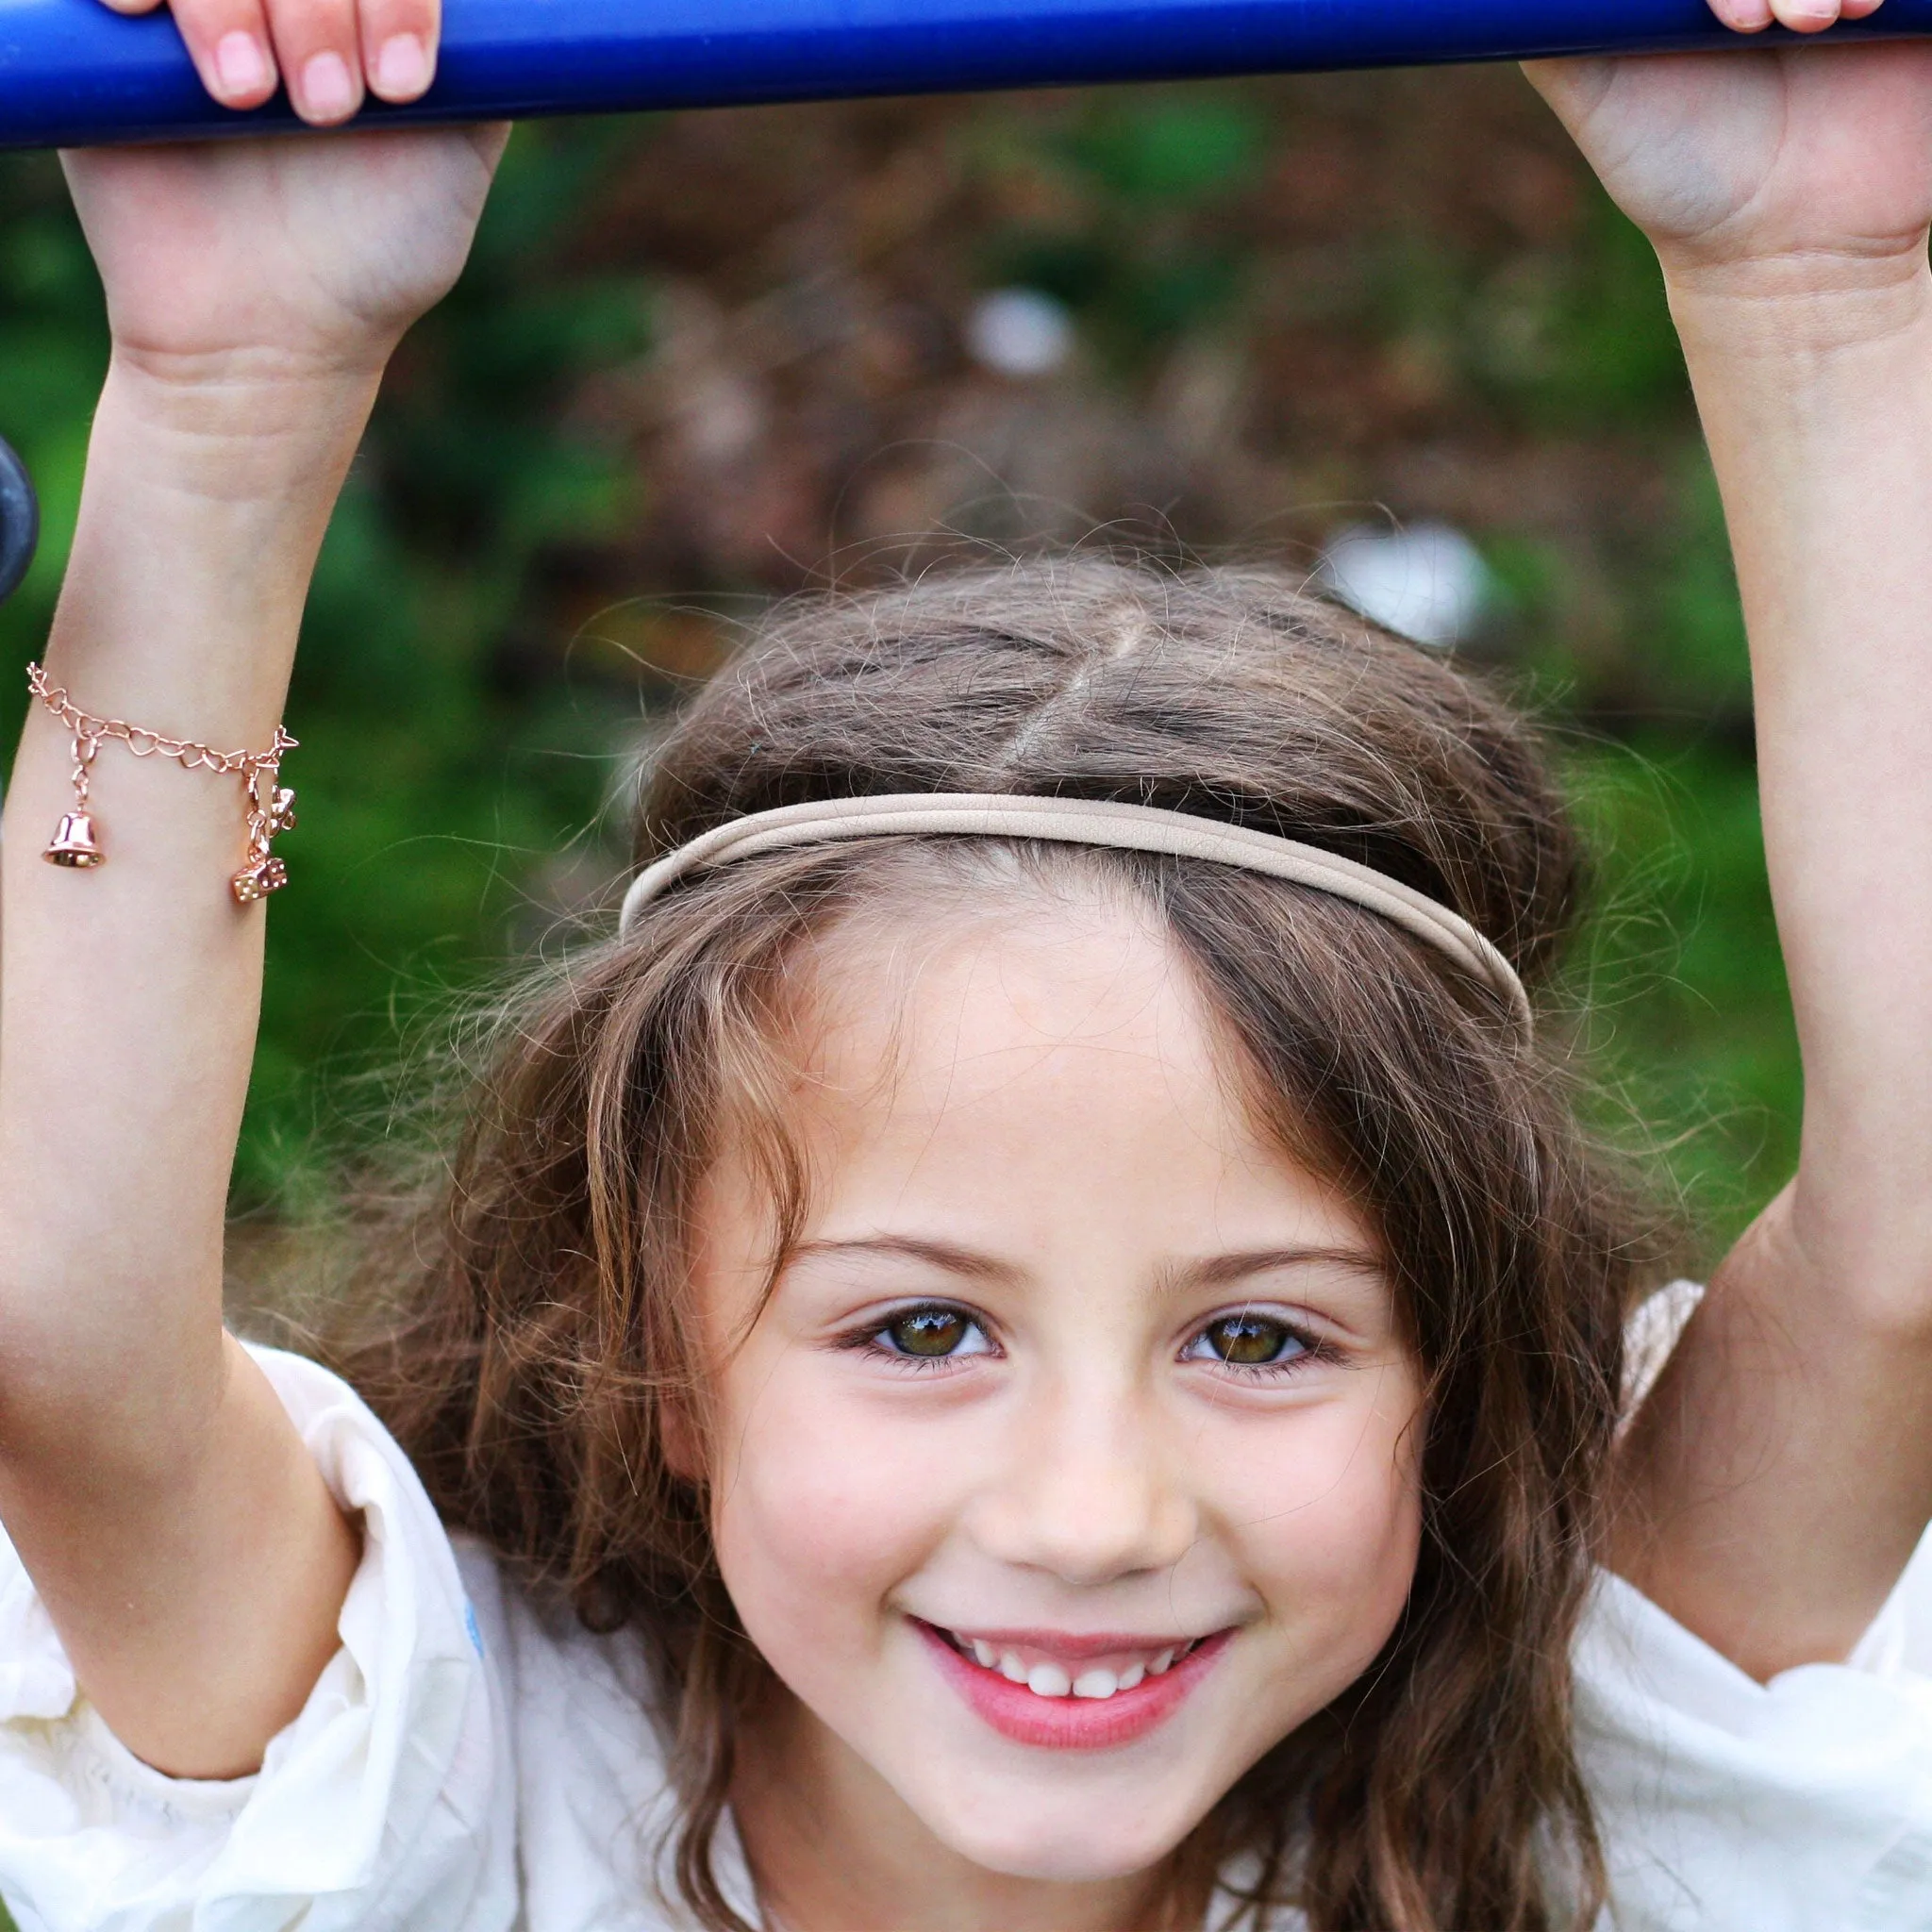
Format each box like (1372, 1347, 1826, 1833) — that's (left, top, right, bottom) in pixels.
(0, 0, 506, 1794)
(65, 0, 507, 389)
(104, 0, 437, 127)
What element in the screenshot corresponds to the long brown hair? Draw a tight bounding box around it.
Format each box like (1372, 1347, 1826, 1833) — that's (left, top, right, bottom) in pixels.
(332, 558, 1650, 1931)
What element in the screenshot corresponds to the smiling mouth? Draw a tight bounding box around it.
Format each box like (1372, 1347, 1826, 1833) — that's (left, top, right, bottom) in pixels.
(927, 1624, 1210, 1702)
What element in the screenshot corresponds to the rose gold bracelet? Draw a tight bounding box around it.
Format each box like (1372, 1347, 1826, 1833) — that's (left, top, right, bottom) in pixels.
(25, 662, 298, 905)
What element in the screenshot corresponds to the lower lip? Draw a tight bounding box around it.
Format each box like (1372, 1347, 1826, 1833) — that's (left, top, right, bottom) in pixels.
(915, 1621, 1231, 1751)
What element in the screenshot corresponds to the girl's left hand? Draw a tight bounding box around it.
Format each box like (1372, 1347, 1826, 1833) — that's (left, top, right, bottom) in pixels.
(1538, 0, 1932, 1685)
(1528, 1, 1932, 299)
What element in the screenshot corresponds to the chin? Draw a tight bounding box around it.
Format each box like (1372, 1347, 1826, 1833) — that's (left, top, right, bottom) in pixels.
(915, 1783, 1204, 1884)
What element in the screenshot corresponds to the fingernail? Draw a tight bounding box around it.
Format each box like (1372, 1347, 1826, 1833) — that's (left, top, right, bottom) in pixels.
(299, 49, 357, 120)
(213, 30, 269, 96)
(375, 32, 430, 97)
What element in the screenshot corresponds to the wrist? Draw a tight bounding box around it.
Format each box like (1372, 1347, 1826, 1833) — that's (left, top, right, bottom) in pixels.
(1661, 251, 1932, 363)
(40, 359, 380, 739)
(99, 351, 384, 504)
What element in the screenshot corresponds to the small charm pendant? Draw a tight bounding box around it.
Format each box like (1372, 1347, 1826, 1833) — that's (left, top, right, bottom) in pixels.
(231, 856, 290, 905)
(42, 808, 104, 868)
(232, 771, 294, 904)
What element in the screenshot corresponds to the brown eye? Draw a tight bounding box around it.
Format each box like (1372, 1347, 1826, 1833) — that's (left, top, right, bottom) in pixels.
(1189, 1313, 1307, 1368)
(879, 1307, 989, 1359)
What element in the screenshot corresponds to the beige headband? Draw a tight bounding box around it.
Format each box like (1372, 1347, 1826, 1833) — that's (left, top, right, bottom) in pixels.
(618, 792, 1532, 1041)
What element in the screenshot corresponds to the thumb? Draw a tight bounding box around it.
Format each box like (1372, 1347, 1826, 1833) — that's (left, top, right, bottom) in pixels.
(1520, 57, 1617, 132)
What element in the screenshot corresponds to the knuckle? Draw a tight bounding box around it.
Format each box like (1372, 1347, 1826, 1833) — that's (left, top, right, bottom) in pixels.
(164, 0, 223, 34)
(363, 0, 440, 30)
(263, 0, 358, 53)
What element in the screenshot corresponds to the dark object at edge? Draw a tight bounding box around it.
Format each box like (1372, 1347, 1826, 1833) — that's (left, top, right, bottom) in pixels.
(0, 437, 38, 608)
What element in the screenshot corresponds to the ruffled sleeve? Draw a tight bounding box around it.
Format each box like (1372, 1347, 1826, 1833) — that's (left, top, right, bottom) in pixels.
(1577, 1500, 1932, 1929)
(0, 1345, 516, 1932)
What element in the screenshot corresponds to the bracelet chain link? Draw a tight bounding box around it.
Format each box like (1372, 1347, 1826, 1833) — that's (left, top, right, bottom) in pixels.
(25, 661, 298, 904)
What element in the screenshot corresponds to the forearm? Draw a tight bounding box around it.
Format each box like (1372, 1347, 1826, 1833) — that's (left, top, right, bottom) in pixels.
(1669, 263, 1932, 1282)
(0, 358, 375, 1437)
(1615, 264, 1932, 1673)
(0, 361, 373, 1772)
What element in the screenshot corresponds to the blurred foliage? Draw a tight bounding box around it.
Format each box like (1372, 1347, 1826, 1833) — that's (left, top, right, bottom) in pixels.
(0, 67, 1794, 1268)
(979, 96, 1267, 369)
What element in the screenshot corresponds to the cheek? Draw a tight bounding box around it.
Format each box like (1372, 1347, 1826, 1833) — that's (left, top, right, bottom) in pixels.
(1210, 1372, 1424, 1661)
(708, 1363, 961, 1678)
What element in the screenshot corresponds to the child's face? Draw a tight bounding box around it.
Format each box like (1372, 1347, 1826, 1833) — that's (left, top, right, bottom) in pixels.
(692, 890, 1424, 1887)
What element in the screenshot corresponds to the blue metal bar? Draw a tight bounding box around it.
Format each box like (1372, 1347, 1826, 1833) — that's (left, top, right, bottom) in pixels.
(3, 0, 1930, 151)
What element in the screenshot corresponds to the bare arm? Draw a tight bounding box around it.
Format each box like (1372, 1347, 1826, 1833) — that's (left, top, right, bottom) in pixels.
(1535, 31, 1932, 1677)
(0, 19, 501, 1774)
(0, 358, 376, 1776)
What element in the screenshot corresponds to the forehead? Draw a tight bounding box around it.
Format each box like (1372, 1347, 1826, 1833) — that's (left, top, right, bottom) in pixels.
(770, 884, 1374, 1258)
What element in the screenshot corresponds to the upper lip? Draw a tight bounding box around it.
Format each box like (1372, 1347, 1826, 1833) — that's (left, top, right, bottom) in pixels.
(922, 1622, 1210, 1661)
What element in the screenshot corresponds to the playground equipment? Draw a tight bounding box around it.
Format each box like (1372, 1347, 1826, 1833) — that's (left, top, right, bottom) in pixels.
(1, 0, 1928, 150)
(0, 0, 1923, 586)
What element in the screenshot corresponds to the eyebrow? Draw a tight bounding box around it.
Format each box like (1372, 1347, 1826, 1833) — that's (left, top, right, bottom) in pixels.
(788, 1235, 1384, 1294)
(1171, 1245, 1385, 1292)
(789, 1235, 1026, 1285)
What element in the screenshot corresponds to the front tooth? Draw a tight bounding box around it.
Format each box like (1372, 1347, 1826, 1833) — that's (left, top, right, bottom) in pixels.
(1149, 1648, 1175, 1675)
(1072, 1668, 1120, 1699)
(1117, 1662, 1145, 1690)
(971, 1639, 998, 1669)
(1027, 1662, 1073, 1697)
(999, 1651, 1028, 1684)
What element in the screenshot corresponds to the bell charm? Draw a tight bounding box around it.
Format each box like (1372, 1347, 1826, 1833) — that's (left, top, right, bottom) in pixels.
(42, 809, 103, 869)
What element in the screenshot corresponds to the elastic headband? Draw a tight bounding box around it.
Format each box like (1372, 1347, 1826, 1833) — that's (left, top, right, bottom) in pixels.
(618, 792, 1533, 1041)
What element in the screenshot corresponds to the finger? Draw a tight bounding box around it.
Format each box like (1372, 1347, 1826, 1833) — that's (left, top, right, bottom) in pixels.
(261, 0, 364, 125)
(1768, 0, 1843, 27)
(1839, 0, 1886, 17)
(1706, 0, 1776, 30)
(358, 0, 440, 105)
(168, 0, 279, 108)
(92, 0, 169, 16)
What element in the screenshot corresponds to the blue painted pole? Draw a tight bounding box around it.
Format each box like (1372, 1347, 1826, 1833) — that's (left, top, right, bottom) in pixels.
(2, 0, 1930, 151)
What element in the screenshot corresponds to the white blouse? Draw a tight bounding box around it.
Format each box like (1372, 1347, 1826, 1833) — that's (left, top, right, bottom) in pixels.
(0, 1295, 1924, 1932)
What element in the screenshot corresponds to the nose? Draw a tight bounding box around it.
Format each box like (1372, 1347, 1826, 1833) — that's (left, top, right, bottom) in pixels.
(970, 1371, 1201, 1587)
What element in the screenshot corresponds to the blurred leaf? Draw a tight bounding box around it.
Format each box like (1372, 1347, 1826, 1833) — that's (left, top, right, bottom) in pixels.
(1058, 99, 1266, 202)
(1474, 192, 1687, 426)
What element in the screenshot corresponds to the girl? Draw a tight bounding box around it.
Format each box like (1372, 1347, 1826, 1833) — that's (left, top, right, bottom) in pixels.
(0, 3, 1926, 1927)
